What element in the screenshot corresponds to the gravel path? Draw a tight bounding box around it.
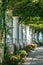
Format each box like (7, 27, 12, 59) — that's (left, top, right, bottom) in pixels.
(22, 47, 43, 65)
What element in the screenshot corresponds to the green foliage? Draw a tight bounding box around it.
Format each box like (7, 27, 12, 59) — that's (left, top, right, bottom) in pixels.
(0, 0, 43, 30)
(10, 55, 19, 65)
(24, 45, 31, 53)
(16, 50, 27, 57)
(29, 23, 43, 31)
(13, 0, 43, 20)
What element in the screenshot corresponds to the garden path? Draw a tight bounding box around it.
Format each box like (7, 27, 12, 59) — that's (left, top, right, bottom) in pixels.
(22, 47, 43, 65)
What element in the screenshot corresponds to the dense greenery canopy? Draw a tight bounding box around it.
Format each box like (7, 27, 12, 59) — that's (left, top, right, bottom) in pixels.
(29, 24, 43, 31)
(0, 0, 43, 30)
(1, 0, 43, 20)
(12, 0, 43, 20)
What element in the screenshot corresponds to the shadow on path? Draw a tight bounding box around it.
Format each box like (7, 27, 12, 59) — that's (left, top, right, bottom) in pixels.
(22, 47, 43, 65)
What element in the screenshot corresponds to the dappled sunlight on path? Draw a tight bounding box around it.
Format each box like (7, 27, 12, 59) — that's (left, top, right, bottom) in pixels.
(22, 47, 43, 65)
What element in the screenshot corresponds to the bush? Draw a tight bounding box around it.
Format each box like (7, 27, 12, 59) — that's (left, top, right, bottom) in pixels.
(29, 44, 37, 48)
(10, 55, 19, 65)
(18, 50, 27, 58)
(2, 43, 37, 65)
(24, 46, 31, 53)
(23, 44, 37, 53)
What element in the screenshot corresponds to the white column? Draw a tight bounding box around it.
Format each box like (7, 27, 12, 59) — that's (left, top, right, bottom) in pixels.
(23, 25, 26, 46)
(26, 26, 32, 45)
(19, 24, 23, 48)
(13, 17, 19, 48)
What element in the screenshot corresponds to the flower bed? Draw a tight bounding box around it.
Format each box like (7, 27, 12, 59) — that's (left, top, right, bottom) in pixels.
(2, 43, 37, 65)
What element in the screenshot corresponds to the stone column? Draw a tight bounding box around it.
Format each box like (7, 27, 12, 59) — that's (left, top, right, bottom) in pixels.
(13, 17, 19, 50)
(26, 26, 32, 45)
